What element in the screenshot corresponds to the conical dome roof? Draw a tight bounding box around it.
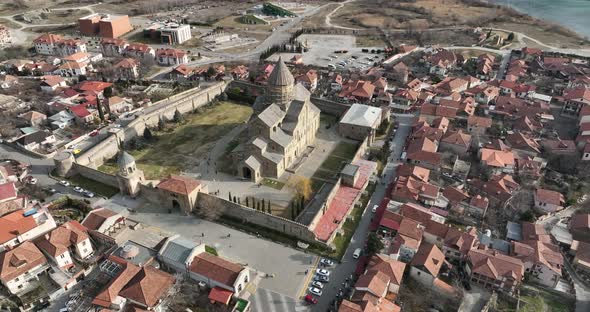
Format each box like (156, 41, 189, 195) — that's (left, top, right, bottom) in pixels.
(268, 57, 294, 87)
(118, 150, 135, 168)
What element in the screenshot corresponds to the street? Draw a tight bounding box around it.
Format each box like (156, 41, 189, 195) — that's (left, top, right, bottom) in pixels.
(311, 114, 414, 312)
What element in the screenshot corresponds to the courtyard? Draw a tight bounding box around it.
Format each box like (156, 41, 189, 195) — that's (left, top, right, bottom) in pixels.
(98, 101, 252, 180)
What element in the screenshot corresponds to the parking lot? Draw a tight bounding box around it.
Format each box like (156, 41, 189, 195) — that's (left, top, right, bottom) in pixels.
(267, 34, 388, 70)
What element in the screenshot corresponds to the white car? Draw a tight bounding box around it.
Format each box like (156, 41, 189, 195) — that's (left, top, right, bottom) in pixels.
(25, 176, 38, 185)
(309, 287, 322, 296)
(59, 180, 70, 187)
(73, 186, 84, 193)
(316, 268, 330, 276)
(83, 191, 95, 198)
(311, 281, 324, 289)
(353, 248, 362, 259)
(320, 258, 335, 266)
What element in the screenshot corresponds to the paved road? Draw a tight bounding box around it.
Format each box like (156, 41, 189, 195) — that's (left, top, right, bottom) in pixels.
(563, 257, 590, 312)
(0, 143, 54, 186)
(311, 114, 414, 312)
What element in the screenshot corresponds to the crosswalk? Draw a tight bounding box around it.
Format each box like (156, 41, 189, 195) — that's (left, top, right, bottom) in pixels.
(250, 288, 310, 312)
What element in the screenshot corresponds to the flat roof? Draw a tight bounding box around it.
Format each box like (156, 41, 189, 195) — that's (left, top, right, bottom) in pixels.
(339, 104, 381, 128)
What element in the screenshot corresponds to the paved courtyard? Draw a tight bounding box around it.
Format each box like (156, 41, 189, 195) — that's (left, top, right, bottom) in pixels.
(99, 195, 317, 299)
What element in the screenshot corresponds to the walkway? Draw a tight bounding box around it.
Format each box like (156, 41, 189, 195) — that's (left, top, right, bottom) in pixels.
(324, 0, 360, 31)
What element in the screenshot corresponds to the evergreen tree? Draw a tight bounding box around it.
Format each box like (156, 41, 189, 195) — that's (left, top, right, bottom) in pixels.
(229, 192, 232, 201)
(96, 96, 105, 122)
(233, 195, 237, 203)
(262, 199, 265, 210)
(103, 86, 113, 98)
(246, 197, 249, 207)
(158, 116, 165, 131)
(507, 32, 515, 41)
(143, 128, 153, 140)
(237, 197, 240, 204)
(173, 109, 183, 123)
(268, 200, 271, 212)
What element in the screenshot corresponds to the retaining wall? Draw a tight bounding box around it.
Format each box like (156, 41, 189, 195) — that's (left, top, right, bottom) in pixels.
(310, 97, 350, 117)
(196, 193, 322, 245)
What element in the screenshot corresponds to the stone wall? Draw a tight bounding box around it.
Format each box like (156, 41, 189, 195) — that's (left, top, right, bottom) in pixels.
(307, 179, 341, 232)
(72, 163, 119, 187)
(352, 136, 370, 162)
(196, 193, 322, 245)
(75, 81, 228, 168)
(310, 97, 350, 117)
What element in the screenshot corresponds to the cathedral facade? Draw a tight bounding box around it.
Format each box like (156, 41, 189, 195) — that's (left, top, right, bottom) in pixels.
(235, 57, 321, 182)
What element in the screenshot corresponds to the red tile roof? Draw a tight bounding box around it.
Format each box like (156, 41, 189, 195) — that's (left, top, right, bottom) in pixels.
(156, 175, 201, 195)
(36, 221, 89, 257)
(70, 104, 91, 118)
(208, 287, 233, 305)
(82, 208, 118, 231)
(76, 80, 113, 93)
(468, 249, 524, 281)
(0, 209, 37, 244)
(119, 265, 175, 307)
(571, 214, 590, 231)
(535, 188, 564, 206)
(0, 241, 47, 282)
(411, 242, 445, 276)
(0, 182, 17, 202)
(189, 252, 243, 287)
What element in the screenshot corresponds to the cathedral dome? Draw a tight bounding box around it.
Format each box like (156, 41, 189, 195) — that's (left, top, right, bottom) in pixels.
(268, 57, 294, 87)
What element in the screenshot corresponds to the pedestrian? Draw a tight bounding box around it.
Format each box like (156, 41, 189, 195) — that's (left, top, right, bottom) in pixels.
(305, 269, 308, 274)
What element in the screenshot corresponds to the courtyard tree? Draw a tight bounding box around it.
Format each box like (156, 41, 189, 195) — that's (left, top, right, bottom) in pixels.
(365, 232, 384, 256)
(173, 109, 183, 123)
(287, 176, 313, 200)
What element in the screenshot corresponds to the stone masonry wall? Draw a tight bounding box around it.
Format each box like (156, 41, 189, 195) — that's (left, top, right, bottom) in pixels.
(72, 163, 119, 187)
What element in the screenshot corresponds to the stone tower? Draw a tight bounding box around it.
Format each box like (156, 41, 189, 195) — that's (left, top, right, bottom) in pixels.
(53, 151, 75, 177)
(116, 150, 144, 198)
(265, 56, 294, 110)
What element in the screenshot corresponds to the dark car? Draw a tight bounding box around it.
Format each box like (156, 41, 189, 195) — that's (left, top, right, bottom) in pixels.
(314, 274, 330, 283)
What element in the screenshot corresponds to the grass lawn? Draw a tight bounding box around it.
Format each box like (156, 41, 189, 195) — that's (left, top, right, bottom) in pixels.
(311, 141, 359, 191)
(67, 174, 119, 198)
(331, 141, 359, 159)
(99, 101, 252, 179)
(261, 178, 285, 190)
(205, 245, 218, 256)
(519, 286, 574, 312)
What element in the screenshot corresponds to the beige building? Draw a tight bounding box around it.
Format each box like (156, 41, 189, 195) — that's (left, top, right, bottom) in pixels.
(338, 104, 384, 144)
(234, 57, 321, 182)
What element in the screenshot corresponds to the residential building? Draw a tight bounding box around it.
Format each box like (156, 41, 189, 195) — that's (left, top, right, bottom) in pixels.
(339, 104, 384, 144)
(511, 240, 563, 288)
(561, 87, 590, 117)
(364, 254, 406, 295)
(114, 58, 140, 80)
(70, 104, 95, 124)
(466, 116, 492, 135)
(570, 214, 590, 242)
(55, 39, 87, 57)
(428, 49, 457, 76)
(36, 221, 93, 269)
(156, 48, 188, 66)
(439, 130, 471, 154)
(125, 43, 156, 61)
(479, 148, 515, 174)
(534, 188, 565, 214)
(79, 13, 133, 38)
(106, 96, 133, 113)
(100, 38, 128, 57)
(33, 33, 63, 55)
(189, 252, 250, 295)
(410, 242, 445, 286)
(295, 69, 318, 91)
(0, 207, 57, 250)
(230, 65, 249, 80)
(465, 248, 524, 294)
(48, 111, 75, 129)
(541, 139, 578, 156)
(463, 195, 489, 219)
(339, 80, 376, 103)
(570, 240, 590, 274)
(0, 241, 49, 294)
(18, 111, 47, 127)
(390, 217, 424, 262)
(40, 75, 66, 92)
(81, 207, 124, 235)
(0, 74, 18, 89)
(158, 235, 205, 273)
(505, 132, 540, 157)
(16, 130, 55, 150)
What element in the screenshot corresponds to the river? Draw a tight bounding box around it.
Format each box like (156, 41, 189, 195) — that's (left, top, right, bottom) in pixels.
(489, 0, 590, 38)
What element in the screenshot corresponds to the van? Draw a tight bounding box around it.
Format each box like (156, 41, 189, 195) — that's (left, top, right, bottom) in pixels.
(371, 205, 378, 213)
(353, 248, 362, 259)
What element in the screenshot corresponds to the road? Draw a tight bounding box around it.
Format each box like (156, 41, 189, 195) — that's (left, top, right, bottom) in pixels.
(563, 257, 590, 312)
(311, 113, 414, 312)
(324, 0, 358, 30)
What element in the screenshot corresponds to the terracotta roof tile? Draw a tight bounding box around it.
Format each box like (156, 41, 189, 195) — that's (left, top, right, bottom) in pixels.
(189, 252, 243, 287)
(157, 175, 201, 195)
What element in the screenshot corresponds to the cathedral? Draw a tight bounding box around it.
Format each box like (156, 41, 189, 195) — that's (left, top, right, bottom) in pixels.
(234, 57, 321, 182)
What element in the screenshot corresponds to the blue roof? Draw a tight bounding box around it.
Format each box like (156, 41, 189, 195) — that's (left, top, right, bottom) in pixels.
(506, 221, 523, 241)
(160, 236, 198, 264)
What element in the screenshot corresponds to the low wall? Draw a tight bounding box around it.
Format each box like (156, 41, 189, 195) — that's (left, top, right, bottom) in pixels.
(352, 136, 370, 162)
(310, 97, 350, 117)
(3, 141, 56, 159)
(196, 193, 320, 244)
(72, 163, 119, 188)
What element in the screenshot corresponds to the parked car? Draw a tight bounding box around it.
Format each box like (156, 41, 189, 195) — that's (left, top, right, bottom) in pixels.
(353, 248, 362, 259)
(320, 258, 335, 266)
(309, 287, 322, 296)
(44, 188, 58, 194)
(304, 294, 318, 304)
(59, 180, 70, 187)
(311, 281, 324, 289)
(73, 186, 84, 193)
(83, 191, 95, 198)
(89, 130, 99, 137)
(314, 274, 329, 283)
(316, 268, 330, 276)
(371, 204, 378, 213)
(73, 149, 81, 155)
(25, 176, 37, 185)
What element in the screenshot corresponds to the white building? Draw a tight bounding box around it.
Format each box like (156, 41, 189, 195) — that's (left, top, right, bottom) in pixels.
(33, 33, 63, 55)
(0, 207, 57, 251)
(155, 48, 188, 66)
(145, 22, 192, 45)
(0, 241, 49, 294)
(188, 252, 250, 295)
(55, 39, 87, 57)
(48, 110, 75, 129)
(158, 235, 205, 273)
(36, 221, 94, 269)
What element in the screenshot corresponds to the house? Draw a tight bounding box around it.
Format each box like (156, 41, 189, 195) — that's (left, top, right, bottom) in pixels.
(471, 174, 519, 204)
(48, 111, 75, 129)
(338, 104, 383, 144)
(106, 96, 133, 113)
(392, 88, 419, 112)
(465, 248, 524, 294)
(100, 38, 128, 57)
(58, 61, 90, 77)
(365, 254, 406, 295)
(505, 132, 540, 157)
(561, 87, 590, 117)
(410, 242, 445, 286)
(511, 240, 563, 288)
(114, 58, 140, 80)
(569, 214, 590, 242)
(40, 75, 66, 92)
(0, 207, 57, 250)
(465, 84, 500, 104)
(158, 235, 205, 273)
(534, 189, 565, 214)
(16, 130, 55, 150)
(189, 252, 250, 295)
(0, 182, 27, 217)
(406, 150, 442, 171)
(0, 241, 49, 294)
(339, 299, 400, 312)
(391, 175, 441, 207)
(124, 43, 156, 61)
(570, 240, 590, 274)
(35, 221, 93, 269)
(18, 111, 47, 127)
(295, 69, 318, 91)
(463, 195, 490, 219)
(0, 74, 18, 89)
(479, 148, 515, 174)
(70, 104, 95, 124)
(81, 207, 124, 235)
(390, 217, 424, 262)
(439, 130, 471, 154)
(442, 227, 478, 260)
(339, 80, 376, 103)
(230, 65, 249, 80)
(92, 255, 174, 310)
(155, 48, 188, 66)
(541, 139, 578, 156)
(33, 33, 63, 55)
(467, 116, 492, 135)
(55, 39, 87, 57)
(428, 49, 457, 76)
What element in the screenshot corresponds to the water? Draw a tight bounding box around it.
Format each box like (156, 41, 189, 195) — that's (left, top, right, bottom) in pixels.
(489, 0, 590, 38)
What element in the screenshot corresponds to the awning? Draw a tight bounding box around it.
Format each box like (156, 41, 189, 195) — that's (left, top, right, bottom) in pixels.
(208, 287, 233, 305)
